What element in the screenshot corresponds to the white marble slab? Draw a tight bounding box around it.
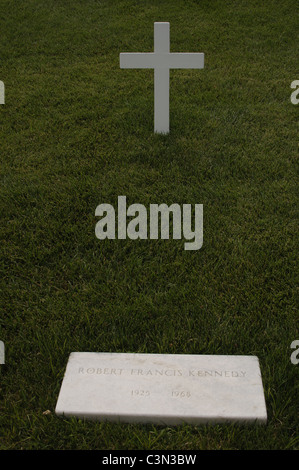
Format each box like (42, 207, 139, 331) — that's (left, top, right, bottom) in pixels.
(55, 353, 267, 425)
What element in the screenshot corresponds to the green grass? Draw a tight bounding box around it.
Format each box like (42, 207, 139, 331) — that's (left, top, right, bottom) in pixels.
(0, 0, 298, 450)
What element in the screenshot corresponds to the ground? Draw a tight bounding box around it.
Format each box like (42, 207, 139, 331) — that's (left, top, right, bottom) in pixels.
(0, 0, 298, 450)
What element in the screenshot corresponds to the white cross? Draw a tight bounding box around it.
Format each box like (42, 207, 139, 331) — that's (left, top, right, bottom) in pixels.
(120, 22, 204, 134)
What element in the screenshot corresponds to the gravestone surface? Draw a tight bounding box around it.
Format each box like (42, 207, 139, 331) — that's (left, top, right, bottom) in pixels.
(55, 353, 267, 425)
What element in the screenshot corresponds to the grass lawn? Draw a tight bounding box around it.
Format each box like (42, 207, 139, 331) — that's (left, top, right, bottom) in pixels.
(0, 0, 298, 450)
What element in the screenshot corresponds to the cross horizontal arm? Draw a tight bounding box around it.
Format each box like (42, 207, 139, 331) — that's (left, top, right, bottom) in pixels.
(166, 53, 204, 69)
(120, 52, 204, 70)
(120, 53, 156, 69)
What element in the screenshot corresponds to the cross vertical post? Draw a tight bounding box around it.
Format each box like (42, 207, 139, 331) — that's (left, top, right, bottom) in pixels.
(154, 22, 170, 134)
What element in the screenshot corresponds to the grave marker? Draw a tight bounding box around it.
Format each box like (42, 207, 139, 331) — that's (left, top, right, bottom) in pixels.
(56, 352, 267, 425)
(120, 22, 204, 134)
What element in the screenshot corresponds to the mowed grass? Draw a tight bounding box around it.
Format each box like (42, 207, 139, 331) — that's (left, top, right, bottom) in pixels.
(0, 0, 298, 450)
